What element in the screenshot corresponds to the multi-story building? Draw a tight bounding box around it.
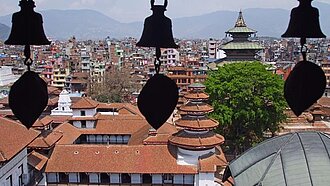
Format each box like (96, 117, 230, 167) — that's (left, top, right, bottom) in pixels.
(0, 117, 39, 186)
(161, 48, 180, 66)
(81, 48, 91, 73)
(52, 67, 70, 88)
(208, 38, 217, 59)
(167, 67, 207, 91)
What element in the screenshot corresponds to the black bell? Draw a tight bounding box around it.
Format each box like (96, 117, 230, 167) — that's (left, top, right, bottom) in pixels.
(137, 0, 178, 48)
(5, 0, 50, 45)
(282, 0, 326, 38)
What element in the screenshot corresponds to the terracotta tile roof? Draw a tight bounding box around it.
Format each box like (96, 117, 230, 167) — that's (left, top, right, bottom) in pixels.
(318, 97, 330, 107)
(169, 130, 224, 150)
(71, 97, 99, 109)
(45, 145, 197, 174)
(184, 93, 209, 100)
(199, 150, 227, 173)
(48, 86, 60, 95)
(157, 122, 178, 134)
(81, 117, 150, 135)
(167, 75, 191, 79)
(179, 102, 214, 113)
(48, 97, 59, 106)
(143, 134, 171, 145)
(69, 116, 97, 121)
(54, 123, 81, 145)
(175, 116, 219, 130)
(72, 72, 89, 78)
(0, 97, 8, 105)
(0, 110, 14, 116)
(32, 116, 53, 128)
(128, 125, 151, 145)
(70, 79, 88, 84)
(29, 131, 63, 149)
(28, 151, 48, 171)
(49, 115, 71, 124)
(0, 118, 40, 162)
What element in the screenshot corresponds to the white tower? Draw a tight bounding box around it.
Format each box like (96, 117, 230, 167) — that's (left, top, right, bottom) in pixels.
(51, 90, 73, 116)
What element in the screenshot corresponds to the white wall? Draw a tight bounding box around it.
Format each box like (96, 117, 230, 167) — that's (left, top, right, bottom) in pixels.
(177, 147, 215, 165)
(73, 109, 96, 117)
(72, 121, 95, 129)
(198, 173, 215, 186)
(0, 149, 29, 186)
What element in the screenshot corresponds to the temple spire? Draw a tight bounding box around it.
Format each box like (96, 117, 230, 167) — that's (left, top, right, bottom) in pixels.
(235, 10, 246, 27)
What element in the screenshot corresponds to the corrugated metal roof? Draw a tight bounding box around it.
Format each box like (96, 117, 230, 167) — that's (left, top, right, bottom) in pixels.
(223, 132, 330, 186)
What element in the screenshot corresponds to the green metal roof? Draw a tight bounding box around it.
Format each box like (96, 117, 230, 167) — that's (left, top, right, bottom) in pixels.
(188, 82, 205, 89)
(221, 41, 263, 50)
(226, 26, 257, 34)
(223, 132, 330, 186)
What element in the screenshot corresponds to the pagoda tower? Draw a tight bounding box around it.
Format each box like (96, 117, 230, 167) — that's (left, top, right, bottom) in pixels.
(221, 10, 263, 61)
(169, 83, 225, 166)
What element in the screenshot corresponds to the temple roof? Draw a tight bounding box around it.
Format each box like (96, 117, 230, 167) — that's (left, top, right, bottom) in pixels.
(226, 11, 257, 34)
(184, 92, 209, 100)
(221, 41, 263, 50)
(175, 116, 219, 130)
(169, 130, 224, 150)
(179, 102, 214, 114)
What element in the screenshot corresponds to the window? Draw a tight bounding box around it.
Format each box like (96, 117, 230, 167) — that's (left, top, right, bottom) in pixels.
(6, 175, 13, 186)
(163, 174, 173, 184)
(121, 173, 131, 184)
(81, 121, 87, 128)
(81, 110, 86, 116)
(18, 165, 23, 186)
(142, 174, 152, 184)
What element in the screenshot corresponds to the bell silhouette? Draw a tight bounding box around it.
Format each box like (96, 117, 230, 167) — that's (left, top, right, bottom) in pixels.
(137, 0, 178, 48)
(5, 0, 50, 45)
(282, 0, 326, 38)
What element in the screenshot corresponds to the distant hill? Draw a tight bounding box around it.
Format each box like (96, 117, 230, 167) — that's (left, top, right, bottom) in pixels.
(0, 23, 10, 41)
(0, 2, 329, 40)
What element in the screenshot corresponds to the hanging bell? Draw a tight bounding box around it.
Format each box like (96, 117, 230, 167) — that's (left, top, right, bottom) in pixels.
(5, 0, 50, 45)
(137, 0, 178, 48)
(282, 0, 326, 38)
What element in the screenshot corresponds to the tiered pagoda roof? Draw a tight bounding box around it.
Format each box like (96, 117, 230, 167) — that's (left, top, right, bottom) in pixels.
(226, 10, 257, 35)
(221, 10, 263, 61)
(169, 83, 224, 150)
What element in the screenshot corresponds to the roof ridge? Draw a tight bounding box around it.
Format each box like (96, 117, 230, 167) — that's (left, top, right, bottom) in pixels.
(256, 133, 296, 185)
(0, 150, 6, 161)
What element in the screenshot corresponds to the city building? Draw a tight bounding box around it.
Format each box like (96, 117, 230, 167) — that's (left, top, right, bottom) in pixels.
(221, 11, 263, 61)
(0, 117, 39, 186)
(22, 83, 228, 186)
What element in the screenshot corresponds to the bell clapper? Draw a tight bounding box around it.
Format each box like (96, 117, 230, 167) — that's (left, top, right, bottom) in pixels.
(300, 37, 307, 62)
(155, 47, 162, 74)
(23, 44, 33, 71)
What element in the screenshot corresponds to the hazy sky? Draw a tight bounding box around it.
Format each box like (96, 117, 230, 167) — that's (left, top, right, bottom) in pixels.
(0, 0, 329, 22)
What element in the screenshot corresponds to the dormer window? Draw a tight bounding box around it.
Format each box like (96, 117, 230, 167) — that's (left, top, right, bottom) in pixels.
(81, 111, 86, 116)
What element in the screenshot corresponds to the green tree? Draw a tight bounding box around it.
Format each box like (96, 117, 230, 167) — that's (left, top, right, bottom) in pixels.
(205, 62, 287, 155)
